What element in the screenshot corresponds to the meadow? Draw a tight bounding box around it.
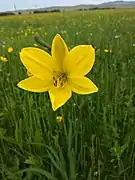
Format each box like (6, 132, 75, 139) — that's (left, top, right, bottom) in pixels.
(0, 8, 135, 180)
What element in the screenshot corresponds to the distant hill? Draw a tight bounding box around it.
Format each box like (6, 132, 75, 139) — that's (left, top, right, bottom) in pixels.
(2, 1, 135, 14)
(98, 0, 135, 8)
(41, 1, 135, 10)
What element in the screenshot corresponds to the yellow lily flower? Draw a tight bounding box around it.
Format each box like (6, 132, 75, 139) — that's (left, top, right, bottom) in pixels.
(17, 34, 98, 111)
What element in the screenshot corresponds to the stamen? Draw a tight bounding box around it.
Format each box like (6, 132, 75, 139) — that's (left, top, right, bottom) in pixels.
(53, 73, 67, 88)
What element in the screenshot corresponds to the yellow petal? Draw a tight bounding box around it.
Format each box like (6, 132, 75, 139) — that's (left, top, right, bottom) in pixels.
(51, 34, 68, 71)
(20, 48, 55, 80)
(64, 45, 95, 76)
(69, 76, 98, 94)
(17, 76, 52, 92)
(49, 85, 72, 111)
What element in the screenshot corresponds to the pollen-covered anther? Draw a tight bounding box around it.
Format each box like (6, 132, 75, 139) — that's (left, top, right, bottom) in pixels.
(53, 73, 67, 88)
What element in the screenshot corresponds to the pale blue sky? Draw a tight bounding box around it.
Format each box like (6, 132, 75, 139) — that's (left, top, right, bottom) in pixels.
(0, 0, 134, 12)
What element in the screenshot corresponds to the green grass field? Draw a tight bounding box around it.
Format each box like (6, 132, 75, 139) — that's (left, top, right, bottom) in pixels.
(0, 9, 135, 180)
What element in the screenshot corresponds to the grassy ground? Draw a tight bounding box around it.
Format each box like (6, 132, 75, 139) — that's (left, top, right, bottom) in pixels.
(0, 9, 135, 180)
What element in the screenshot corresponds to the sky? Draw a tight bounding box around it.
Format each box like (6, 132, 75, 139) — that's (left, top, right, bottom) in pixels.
(0, 0, 134, 12)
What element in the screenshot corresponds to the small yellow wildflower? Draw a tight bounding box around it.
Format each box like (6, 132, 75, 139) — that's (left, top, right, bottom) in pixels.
(34, 43, 38, 47)
(18, 34, 98, 111)
(0, 56, 7, 62)
(56, 116, 63, 123)
(104, 49, 109, 53)
(8, 47, 13, 53)
(104, 49, 112, 53)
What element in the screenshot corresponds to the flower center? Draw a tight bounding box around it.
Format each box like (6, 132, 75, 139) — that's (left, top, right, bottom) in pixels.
(53, 72, 67, 88)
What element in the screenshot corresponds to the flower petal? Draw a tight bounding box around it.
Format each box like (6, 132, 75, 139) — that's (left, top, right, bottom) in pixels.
(20, 47, 55, 80)
(17, 76, 52, 92)
(49, 85, 72, 111)
(51, 34, 68, 71)
(69, 76, 98, 94)
(64, 45, 95, 76)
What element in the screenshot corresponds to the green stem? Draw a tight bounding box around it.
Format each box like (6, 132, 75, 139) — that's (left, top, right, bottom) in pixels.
(34, 35, 51, 52)
(60, 107, 67, 137)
